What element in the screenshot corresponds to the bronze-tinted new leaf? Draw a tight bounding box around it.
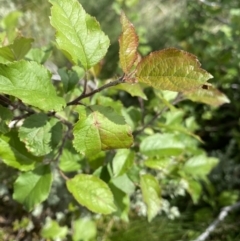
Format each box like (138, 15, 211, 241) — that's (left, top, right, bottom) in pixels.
(136, 48, 213, 92)
(119, 12, 139, 73)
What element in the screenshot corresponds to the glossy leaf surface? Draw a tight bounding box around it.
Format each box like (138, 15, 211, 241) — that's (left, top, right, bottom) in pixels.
(0, 61, 65, 111)
(73, 106, 133, 156)
(136, 48, 213, 92)
(50, 0, 110, 69)
(19, 113, 58, 156)
(140, 133, 185, 157)
(67, 174, 116, 214)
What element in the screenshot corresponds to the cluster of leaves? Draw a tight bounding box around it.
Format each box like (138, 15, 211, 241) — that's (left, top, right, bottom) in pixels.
(0, 0, 230, 239)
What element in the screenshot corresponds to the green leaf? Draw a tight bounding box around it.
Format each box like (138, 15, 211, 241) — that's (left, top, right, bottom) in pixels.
(13, 164, 53, 211)
(0, 106, 13, 134)
(0, 131, 40, 171)
(136, 48, 213, 92)
(115, 83, 147, 100)
(72, 218, 97, 241)
(25, 47, 52, 64)
(73, 105, 133, 156)
(87, 151, 106, 170)
(66, 174, 116, 214)
(158, 123, 203, 143)
(59, 140, 83, 172)
(182, 155, 219, 178)
(144, 158, 171, 171)
(110, 174, 135, 195)
(119, 12, 139, 73)
(112, 149, 134, 177)
(50, 0, 110, 69)
(18, 114, 60, 156)
(185, 84, 230, 106)
(0, 61, 65, 111)
(49, 118, 63, 149)
(140, 174, 161, 222)
(121, 106, 142, 130)
(2, 11, 22, 30)
(93, 95, 123, 114)
(140, 133, 185, 157)
(184, 178, 202, 204)
(41, 218, 68, 239)
(58, 67, 83, 93)
(0, 36, 33, 62)
(109, 183, 130, 222)
(1, 11, 22, 42)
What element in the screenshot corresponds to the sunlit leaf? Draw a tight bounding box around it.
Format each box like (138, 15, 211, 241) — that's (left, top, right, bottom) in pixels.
(140, 133, 185, 157)
(182, 155, 219, 178)
(26, 47, 52, 64)
(50, 0, 110, 69)
(140, 174, 161, 222)
(18, 114, 58, 156)
(13, 165, 52, 211)
(136, 48, 213, 92)
(119, 12, 139, 73)
(185, 84, 230, 106)
(112, 149, 134, 177)
(67, 174, 116, 214)
(73, 105, 133, 156)
(110, 174, 135, 195)
(0, 61, 65, 111)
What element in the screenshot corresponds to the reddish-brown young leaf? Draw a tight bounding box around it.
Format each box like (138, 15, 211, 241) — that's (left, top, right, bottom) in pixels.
(136, 48, 213, 92)
(119, 12, 139, 74)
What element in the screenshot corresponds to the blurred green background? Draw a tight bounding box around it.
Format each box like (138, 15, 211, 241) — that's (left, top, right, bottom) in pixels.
(1, 0, 240, 240)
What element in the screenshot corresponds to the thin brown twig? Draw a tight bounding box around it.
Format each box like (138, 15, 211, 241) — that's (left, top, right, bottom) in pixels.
(53, 127, 72, 180)
(134, 93, 185, 136)
(67, 75, 125, 106)
(80, 78, 88, 97)
(0, 95, 13, 107)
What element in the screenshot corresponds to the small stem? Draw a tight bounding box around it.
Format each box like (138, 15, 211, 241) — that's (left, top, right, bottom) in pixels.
(58, 168, 69, 181)
(80, 77, 88, 97)
(138, 97, 145, 125)
(48, 111, 73, 129)
(54, 127, 71, 181)
(134, 93, 185, 136)
(101, 218, 114, 241)
(0, 95, 13, 107)
(67, 75, 125, 106)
